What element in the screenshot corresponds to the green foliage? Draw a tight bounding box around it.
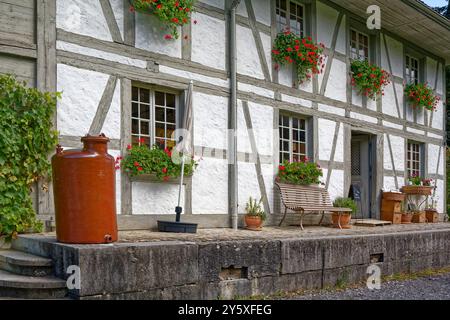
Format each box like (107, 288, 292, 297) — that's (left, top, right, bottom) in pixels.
(272, 30, 325, 83)
(405, 82, 440, 111)
(121, 143, 197, 180)
(277, 159, 323, 185)
(333, 197, 357, 215)
(130, 0, 195, 39)
(245, 197, 266, 221)
(350, 60, 390, 100)
(0, 75, 59, 240)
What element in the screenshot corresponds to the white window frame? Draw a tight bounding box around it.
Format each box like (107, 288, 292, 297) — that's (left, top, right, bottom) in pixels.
(350, 29, 370, 61)
(276, 0, 305, 37)
(406, 141, 423, 178)
(279, 113, 308, 164)
(405, 54, 420, 85)
(131, 84, 179, 150)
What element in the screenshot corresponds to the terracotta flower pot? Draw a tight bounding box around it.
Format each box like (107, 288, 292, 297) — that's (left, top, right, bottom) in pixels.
(425, 209, 439, 223)
(331, 213, 352, 229)
(412, 211, 426, 223)
(401, 185, 433, 196)
(401, 213, 413, 224)
(245, 215, 263, 231)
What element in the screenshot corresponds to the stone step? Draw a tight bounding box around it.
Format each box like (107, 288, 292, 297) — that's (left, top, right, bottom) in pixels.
(0, 269, 67, 299)
(0, 250, 53, 277)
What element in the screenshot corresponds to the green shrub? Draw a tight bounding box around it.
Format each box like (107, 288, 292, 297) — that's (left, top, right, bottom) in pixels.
(0, 75, 59, 240)
(277, 159, 323, 185)
(333, 197, 358, 215)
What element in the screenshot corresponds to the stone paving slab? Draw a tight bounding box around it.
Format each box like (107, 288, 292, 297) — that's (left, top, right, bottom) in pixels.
(24, 223, 450, 244)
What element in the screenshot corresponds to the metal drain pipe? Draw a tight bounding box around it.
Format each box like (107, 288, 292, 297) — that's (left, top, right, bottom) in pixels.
(228, 0, 240, 230)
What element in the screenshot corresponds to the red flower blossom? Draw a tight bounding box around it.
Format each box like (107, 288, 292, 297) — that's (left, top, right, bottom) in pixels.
(137, 167, 143, 172)
(162, 167, 168, 174)
(279, 165, 286, 171)
(134, 161, 140, 167)
(127, 144, 132, 150)
(156, 4, 162, 9)
(164, 34, 173, 40)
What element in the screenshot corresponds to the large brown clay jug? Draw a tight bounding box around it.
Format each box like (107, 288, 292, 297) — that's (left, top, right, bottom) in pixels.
(52, 134, 118, 244)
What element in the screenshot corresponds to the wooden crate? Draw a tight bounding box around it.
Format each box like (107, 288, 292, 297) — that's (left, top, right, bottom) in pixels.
(381, 200, 402, 213)
(425, 210, 439, 223)
(381, 211, 402, 224)
(412, 212, 426, 223)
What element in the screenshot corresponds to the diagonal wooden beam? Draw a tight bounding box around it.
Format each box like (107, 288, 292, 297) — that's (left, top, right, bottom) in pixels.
(89, 75, 118, 135)
(245, 0, 271, 82)
(319, 12, 343, 96)
(100, 0, 123, 43)
(242, 101, 271, 214)
(325, 121, 341, 190)
(386, 134, 399, 189)
(432, 145, 442, 198)
(382, 34, 402, 119)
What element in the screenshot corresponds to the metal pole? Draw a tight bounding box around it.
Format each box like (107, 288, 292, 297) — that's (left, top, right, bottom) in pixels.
(176, 152, 185, 222)
(228, 1, 240, 230)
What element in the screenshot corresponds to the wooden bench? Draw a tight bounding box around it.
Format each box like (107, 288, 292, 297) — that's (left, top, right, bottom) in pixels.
(276, 182, 352, 230)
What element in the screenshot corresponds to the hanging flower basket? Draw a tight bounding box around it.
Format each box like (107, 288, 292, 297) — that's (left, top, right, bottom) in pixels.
(404, 83, 440, 111)
(350, 60, 390, 100)
(130, 0, 195, 39)
(272, 30, 325, 83)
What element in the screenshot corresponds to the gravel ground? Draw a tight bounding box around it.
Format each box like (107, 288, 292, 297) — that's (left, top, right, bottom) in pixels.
(290, 272, 450, 300)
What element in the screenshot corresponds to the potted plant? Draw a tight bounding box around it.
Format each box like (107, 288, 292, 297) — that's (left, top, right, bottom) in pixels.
(276, 158, 323, 185)
(350, 60, 390, 100)
(400, 202, 413, 224)
(404, 82, 440, 111)
(244, 197, 267, 231)
(332, 197, 357, 229)
(120, 142, 198, 181)
(412, 210, 426, 223)
(425, 197, 439, 223)
(402, 174, 434, 196)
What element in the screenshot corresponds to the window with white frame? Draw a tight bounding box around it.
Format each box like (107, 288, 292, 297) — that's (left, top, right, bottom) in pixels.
(276, 0, 305, 37)
(350, 29, 369, 61)
(405, 55, 420, 85)
(131, 85, 177, 150)
(279, 114, 307, 163)
(407, 141, 423, 178)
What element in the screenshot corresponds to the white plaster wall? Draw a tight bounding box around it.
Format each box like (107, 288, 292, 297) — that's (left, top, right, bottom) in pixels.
(158, 65, 229, 88)
(316, 1, 338, 49)
(252, 0, 271, 26)
(238, 162, 261, 214)
(384, 135, 405, 171)
(239, 82, 274, 99)
(248, 102, 273, 156)
(334, 124, 344, 163)
(132, 182, 185, 215)
(135, 12, 182, 58)
(352, 88, 363, 107)
(278, 64, 293, 88)
(57, 64, 109, 137)
(283, 94, 313, 108)
(192, 158, 228, 214)
(328, 170, 344, 200)
(436, 63, 444, 95)
(426, 58, 438, 86)
(262, 163, 275, 214)
(318, 104, 345, 116)
(435, 179, 445, 213)
(324, 59, 347, 102)
(193, 92, 228, 150)
(56, 0, 112, 42)
(236, 25, 264, 79)
(237, 100, 252, 154)
(432, 100, 444, 130)
(318, 118, 336, 161)
(335, 15, 346, 55)
(428, 144, 444, 176)
(383, 176, 398, 192)
(382, 82, 403, 118)
(382, 121, 403, 130)
(381, 35, 403, 78)
(350, 112, 378, 124)
(236, 1, 248, 17)
(261, 32, 273, 78)
(101, 81, 121, 140)
(191, 12, 226, 70)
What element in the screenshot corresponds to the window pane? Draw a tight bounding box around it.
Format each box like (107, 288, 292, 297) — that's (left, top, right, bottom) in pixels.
(132, 119, 139, 134)
(292, 118, 299, 129)
(132, 103, 139, 118)
(132, 87, 139, 101)
(299, 143, 306, 154)
(155, 107, 165, 122)
(140, 121, 149, 135)
(166, 108, 176, 124)
(282, 116, 289, 127)
(155, 122, 165, 138)
(140, 88, 150, 103)
(293, 130, 299, 141)
(140, 104, 150, 119)
(166, 93, 176, 108)
(166, 124, 176, 139)
(155, 91, 165, 106)
(300, 119, 306, 130)
(300, 131, 306, 142)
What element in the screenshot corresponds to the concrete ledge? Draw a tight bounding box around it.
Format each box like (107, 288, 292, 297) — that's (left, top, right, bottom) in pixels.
(13, 225, 450, 299)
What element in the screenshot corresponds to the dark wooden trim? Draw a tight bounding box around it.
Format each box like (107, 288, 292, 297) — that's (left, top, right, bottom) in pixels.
(181, 21, 192, 61)
(386, 134, 399, 189)
(325, 121, 341, 190)
(99, 0, 123, 43)
(123, 0, 135, 46)
(382, 33, 402, 119)
(120, 78, 133, 215)
(88, 75, 118, 135)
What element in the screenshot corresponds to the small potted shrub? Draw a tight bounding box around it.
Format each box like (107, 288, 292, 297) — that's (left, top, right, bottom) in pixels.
(332, 197, 357, 229)
(400, 202, 413, 224)
(245, 197, 267, 231)
(276, 158, 323, 185)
